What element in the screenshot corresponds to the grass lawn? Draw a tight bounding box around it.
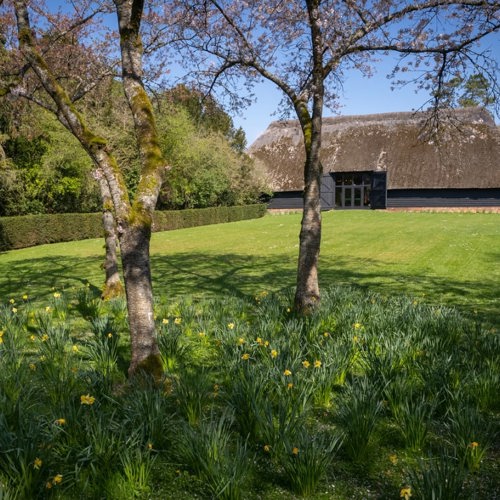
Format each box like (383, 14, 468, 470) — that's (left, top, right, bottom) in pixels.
(1, 211, 498, 326)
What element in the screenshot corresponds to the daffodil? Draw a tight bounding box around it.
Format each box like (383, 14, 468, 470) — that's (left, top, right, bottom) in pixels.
(53, 292, 61, 299)
(174, 317, 182, 325)
(238, 337, 245, 345)
(55, 418, 66, 425)
(227, 322, 235, 330)
(353, 322, 362, 329)
(400, 487, 412, 499)
(302, 360, 310, 368)
(283, 369, 292, 376)
(287, 383, 294, 389)
(292, 447, 299, 455)
(53, 474, 63, 485)
(29, 363, 36, 371)
(241, 353, 250, 360)
(11, 307, 17, 314)
(270, 349, 278, 358)
(23, 294, 28, 301)
(72, 345, 79, 353)
(162, 318, 169, 324)
(80, 394, 95, 405)
(9, 298, 15, 304)
(314, 360, 322, 368)
(263, 444, 271, 453)
(33, 457, 42, 469)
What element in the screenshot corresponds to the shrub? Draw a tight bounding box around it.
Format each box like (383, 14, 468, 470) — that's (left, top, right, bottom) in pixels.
(0, 204, 267, 251)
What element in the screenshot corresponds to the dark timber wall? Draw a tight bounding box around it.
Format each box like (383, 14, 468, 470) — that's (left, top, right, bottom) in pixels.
(387, 189, 500, 208)
(269, 188, 500, 210)
(268, 191, 304, 210)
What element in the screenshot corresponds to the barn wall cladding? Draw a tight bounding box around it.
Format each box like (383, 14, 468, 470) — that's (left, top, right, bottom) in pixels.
(248, 107, 500, 209)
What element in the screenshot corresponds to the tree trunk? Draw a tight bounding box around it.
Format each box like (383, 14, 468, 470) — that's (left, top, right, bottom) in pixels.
(120, 222, 162, 380)
(99, 176, 123, 300)
(294, 154, 322, 312)
(293, 0, 324, 314)
(294, 136, 323, 313)
(13, 0, 164, 379)
(113, 0, 165, 378)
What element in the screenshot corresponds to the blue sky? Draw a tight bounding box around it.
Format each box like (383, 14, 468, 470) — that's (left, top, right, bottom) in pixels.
(232, 69, 433, 146)
(232, 54, 499, 146)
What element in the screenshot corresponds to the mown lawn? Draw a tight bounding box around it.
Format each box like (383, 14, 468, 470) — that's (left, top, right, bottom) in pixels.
(0, 211, 498, 326)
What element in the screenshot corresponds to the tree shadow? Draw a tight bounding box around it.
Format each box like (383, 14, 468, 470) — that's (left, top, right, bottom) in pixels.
(151, 251, 500, 328)
(0, 254, 103, 300)
(0, 249, 497, 329)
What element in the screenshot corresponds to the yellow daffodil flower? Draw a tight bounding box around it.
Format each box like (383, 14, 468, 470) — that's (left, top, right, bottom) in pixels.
(80, 394, 95, 405)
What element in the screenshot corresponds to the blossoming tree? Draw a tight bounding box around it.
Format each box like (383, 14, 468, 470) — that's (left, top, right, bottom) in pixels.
(166, 0, 500, 312)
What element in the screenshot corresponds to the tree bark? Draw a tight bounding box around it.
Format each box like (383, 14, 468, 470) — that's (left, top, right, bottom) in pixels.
(113, 0, 165, 378)
(120, 223, 162, 378)
(293, 0, 324, 314)
(294, 109, 323, 313)
(98, 175, 123, 300)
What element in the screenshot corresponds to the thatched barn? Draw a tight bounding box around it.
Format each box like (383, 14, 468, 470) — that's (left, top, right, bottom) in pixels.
(249, 107, 500, 209)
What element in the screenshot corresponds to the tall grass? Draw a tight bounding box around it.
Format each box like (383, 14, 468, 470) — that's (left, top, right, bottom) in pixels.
(0, 284, 499, 498)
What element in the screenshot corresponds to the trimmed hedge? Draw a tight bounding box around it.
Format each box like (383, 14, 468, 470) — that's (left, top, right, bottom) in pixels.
(0, 204, 267, 251)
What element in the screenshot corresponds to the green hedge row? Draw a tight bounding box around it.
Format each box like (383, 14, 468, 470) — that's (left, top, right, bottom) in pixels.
(0, 204, 267, 251)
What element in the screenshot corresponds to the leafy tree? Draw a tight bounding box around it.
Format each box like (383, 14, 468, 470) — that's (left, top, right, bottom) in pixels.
(166, 0, 500, 312)
(458, 73, 497, 109)
(0, 105, 103, 216)
(155, 101, 267, 209)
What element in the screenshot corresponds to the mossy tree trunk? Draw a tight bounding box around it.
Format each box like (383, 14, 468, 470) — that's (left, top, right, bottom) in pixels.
(293, 100, 323, 313)
(114, 0, 165, 378)
(293, 0, 324, 314)
(13, 0, 164, 379)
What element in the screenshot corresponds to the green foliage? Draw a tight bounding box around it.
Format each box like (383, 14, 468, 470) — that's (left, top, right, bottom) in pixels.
(0, 204, 266, 251)
(458, 73, 496, 109)
(176, 411, 250, 500)
(156, 103, 268, 210)
(0, 85, 266, 216)
(406, 455, 467, 500)
(0, 106, 100, 216)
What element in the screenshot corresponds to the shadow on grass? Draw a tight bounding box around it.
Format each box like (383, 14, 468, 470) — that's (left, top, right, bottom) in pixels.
(151, 251, 500, 328)
(0, 254, 103, 300)
(1, 250, 498, 328)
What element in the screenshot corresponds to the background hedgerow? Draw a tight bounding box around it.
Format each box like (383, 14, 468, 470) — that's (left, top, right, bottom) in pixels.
(0, 285, 499, 498)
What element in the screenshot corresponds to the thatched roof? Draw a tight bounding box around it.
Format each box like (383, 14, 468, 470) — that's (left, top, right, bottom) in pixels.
(249, 107, 500, 191)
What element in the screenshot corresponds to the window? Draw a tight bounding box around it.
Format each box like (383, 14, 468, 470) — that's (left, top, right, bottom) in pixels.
(334, 172, 372, 209)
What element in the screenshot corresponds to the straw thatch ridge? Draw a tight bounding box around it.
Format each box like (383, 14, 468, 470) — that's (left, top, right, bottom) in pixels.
(249, 107, 500, 191)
